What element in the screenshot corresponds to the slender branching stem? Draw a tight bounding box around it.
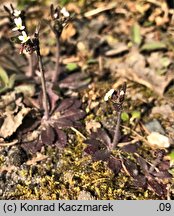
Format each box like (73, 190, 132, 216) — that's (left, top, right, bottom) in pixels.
(111, 110, 121, 150)
(38, 54, 49, 120)
(52, 36, 60, 83)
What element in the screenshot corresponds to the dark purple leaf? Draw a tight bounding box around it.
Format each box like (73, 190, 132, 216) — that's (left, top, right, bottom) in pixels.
(73, 121, 83, 128)
(59, 73, 90, 90)
(84, 138, 101, 147)
(121, 143, 139, 153)
(41, 125, 56, 145)
(54, 119, 73, 128)
(123, 158, 139, 178)
(22, 140, 43, 154)
(147, 176, 167, 198)
(70, 100, 82, 109)
(47, 85, 59, 112)
(153, 171, 172, 179)
(136, 155, 149, 173)
(54, 128, 67, 148)
(94, 150, 110, 161)
(158, 160, 170, 171)
(84, 145, 98, 155)
(108, 158, 122, 175)
(133, 175, 147, 188)
(56, 98, 75, 112)
(61, 72, 85, 83)
(59, 108, 86, 121)
(97, 129, 112, 147)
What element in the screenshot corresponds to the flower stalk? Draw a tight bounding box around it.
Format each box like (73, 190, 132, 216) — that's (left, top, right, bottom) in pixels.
(34, 32, 49, 119)
(38, 54, 49, 119)
(50, 4, 70, 83)
(53, 35, 61, 83)
(6, 4, 49, 119)
(104, 82, 127, 150)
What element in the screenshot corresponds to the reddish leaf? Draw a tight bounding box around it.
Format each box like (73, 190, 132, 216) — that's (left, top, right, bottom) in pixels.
(70, 100, 82, 109)
(94, 149, 110, 161)
(56, 98, 75, 112)
(147, 177, 167, 198)
(84, 145, 98, 155)
(123, 158, 139, 178)
(59, 108, 86, 121)
(136, 155, 149, 173)
(85, 138, 101, 147)
(133, 175, 147, 188)
(97, 128, 112, 147)
(54, 119, 73, 128)
(41, 125, 56, 145)
(158, 160, 170, 171)
(153, 171, 172, 179)
(22, 140, 43, 154)
(108, 158, 122, 175)
(47, 85, 59, 112)
(121, 143, 140, 153)
(59, 73, 90, 90)
(54, 127, 67, 148)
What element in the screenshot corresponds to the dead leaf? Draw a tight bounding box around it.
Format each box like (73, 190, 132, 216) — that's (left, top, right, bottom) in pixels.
(151, 104, 174, 119)
(61, 23, 76, 41)
(86, 120, 101, 133)
(105, 43, 128, 56)
(109, 48, 174, 95)
(0, 106, 31, 138)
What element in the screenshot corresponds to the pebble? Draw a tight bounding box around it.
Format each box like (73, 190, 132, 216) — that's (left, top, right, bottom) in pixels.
(147, 132, 170, 148)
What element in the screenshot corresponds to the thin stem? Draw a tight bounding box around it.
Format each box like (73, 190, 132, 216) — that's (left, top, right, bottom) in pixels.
(38, 54, 49, 120)
(27, 53, 34, 77)
(52, 36, 60, 83)
(111, 110, 121, 150)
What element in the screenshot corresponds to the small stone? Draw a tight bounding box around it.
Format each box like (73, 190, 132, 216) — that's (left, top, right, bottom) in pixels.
(145, 119, 165, 135)
(147, 132, 170, 148)
(77, 191, 94, 200)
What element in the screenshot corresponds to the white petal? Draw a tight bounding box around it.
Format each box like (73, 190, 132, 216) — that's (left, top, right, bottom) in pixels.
(21, 31, 27, 37)
(20, 26, 25, 30)
(61, 7, 70, 17)
(18, 35, 24, 41)
(104, 89, 115, 101)
(14, 17, 22, 26)
(14, 10, 21, 17)
(12, 27, 18, 31)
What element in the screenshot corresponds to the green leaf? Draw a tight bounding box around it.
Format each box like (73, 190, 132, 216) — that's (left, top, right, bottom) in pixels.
(66, 63, 79, 72)
(131, 23, 142, 45)
(15, 84, 35, 97)
(169, 150, 174, 161)
(131, 111, 141, 120)
(121, 112, 129, 122)
(0, 66, 9, 86)
(141, 41, 166, 51)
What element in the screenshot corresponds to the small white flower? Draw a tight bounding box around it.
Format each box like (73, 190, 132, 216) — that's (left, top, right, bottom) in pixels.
(12, 17, 25, 31)
(60, 7, 70, 18)
(53, 13, 58, 19)
(119, 90, 125, 96)
(13, 9, 21, 17)
(18, 31, 30, 43)
(104, 89, 115, 101)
